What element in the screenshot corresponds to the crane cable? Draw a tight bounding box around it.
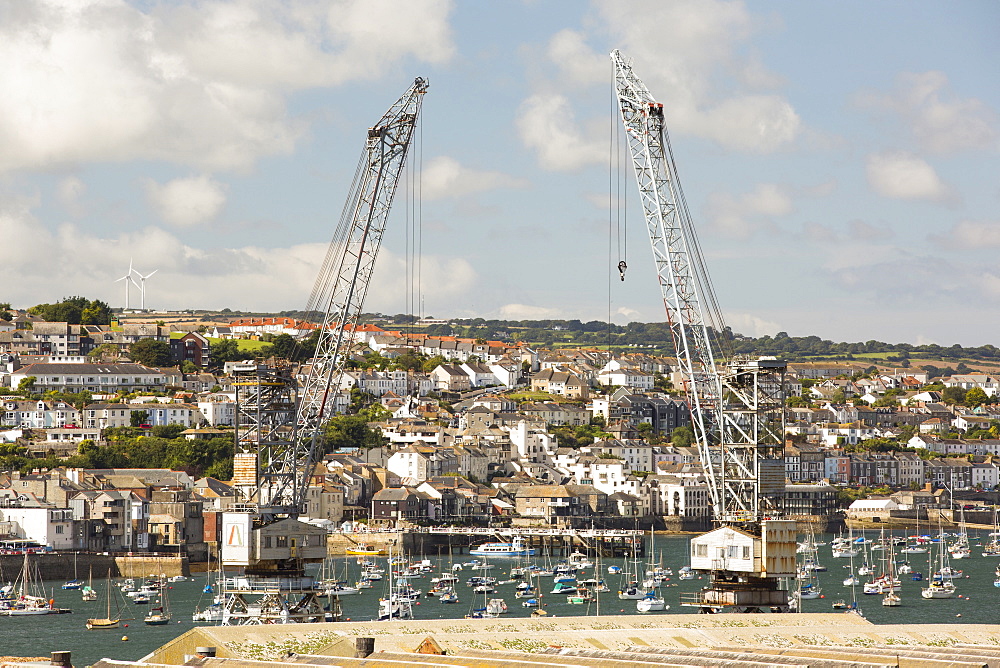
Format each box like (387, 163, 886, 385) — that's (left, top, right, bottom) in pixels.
(609, 74, 629, 356)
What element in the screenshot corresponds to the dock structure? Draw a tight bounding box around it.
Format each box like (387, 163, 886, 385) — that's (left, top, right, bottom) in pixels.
(406, 526, 647, 558)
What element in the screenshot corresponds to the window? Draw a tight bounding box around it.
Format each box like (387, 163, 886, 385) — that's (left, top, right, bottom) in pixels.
(276, 536, 288, 548)
(263, 536, 271, 548)
(742, 546, 751, 559)
(695, 543, 707, 557)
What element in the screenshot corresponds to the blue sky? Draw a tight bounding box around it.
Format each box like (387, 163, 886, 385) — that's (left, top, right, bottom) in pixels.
(2, 0, 998, 345)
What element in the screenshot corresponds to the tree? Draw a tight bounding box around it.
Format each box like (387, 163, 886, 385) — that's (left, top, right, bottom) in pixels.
(81, 299, 111, 325)
(321, 415, 389, 451)
(0, 302, 11, 321)
(210, 339, 253, 365)
(88, 343, 121, 361)
(670, 425, 695, 448)
(17, 376, 36, 393)
(965, 387, 989, 408)
(941, 385, 967, 406)
(129, 339, 172, 367)
(130, 410, 149, 427)
(181, 360, 200, 373)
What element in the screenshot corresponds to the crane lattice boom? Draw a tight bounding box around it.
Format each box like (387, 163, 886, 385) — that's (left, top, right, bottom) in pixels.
(259, 77, 428, 516)
(611, 51, 786, 524)
(611, 50, 725, 515)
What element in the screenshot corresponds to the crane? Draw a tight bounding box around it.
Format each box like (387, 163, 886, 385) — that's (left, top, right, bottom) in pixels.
(220, 77, 428, 624)
(611, 50, 795, 612)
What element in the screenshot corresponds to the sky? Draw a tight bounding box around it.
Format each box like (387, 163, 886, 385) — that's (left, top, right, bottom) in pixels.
(1, 0, 998, 346)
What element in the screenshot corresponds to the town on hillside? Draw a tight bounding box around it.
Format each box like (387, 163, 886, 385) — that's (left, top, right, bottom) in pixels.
(1, 302, 1000, 556)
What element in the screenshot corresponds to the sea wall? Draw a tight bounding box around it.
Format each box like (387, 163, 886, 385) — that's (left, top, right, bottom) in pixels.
(0, 552, 188, 583)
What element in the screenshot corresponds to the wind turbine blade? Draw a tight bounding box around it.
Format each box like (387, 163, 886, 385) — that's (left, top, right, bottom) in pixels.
(146, 269, 158, 279)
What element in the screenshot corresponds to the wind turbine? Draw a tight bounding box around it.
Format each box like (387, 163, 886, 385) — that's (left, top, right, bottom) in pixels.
(132, 267, 157, 311)
(116, 259, 140, 310)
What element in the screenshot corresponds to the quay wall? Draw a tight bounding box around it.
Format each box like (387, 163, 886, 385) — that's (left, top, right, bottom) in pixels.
(0, 552, 188, 583)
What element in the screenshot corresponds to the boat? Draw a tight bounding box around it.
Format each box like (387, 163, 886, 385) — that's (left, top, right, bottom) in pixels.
(618, 585, 645, 600)
(87, 569, 127, 629)
(131, 593, 150, 604)
(346, 543, 386, 556)
(636, 592, 667, 612)
(922, 519, 957, 600)
(983, 510, 1000, 556)
(437, 587, 459, 604)
(607, 565, 622, 575)
(521, 597, 539, 608)
(62, 553, 83, 590)
(843, 575, 860, 586)
(81, 565, 98, 602)
(167, 575, 188, 582)
(882, 591, 901, 606)
(882, 538, 901, 607)
(469, 536, 535, 557)
(677, 566, 696, 580)
(933, 566, 963, 580)
(551, 582, 577, 595)
(377, 545, 413, 621)
(485, 598, 508, 615)
(1, 551, 57, 616)
(144, 588, 172, 625)
(323, 584, 360, 596)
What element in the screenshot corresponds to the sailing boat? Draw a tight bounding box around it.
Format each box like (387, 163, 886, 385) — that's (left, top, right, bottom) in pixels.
(982, 508, 1000, 557)
(3, 551, 56, 615)
(921, 519, 957, 600)
(950, 507, 971, 559)
(882, 534, 901, 607)
(62, 553, 82, 590)
(377, 545, 413, 621)
(87, 569, 127, 629)
(144, 586, 172, 625)
(81, 565, 98, 602)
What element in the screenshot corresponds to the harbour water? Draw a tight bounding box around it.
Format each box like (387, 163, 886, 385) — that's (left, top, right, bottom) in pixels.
(3, 532, 999, 666)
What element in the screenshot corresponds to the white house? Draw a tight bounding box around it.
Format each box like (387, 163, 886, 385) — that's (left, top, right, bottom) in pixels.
(0, 506, 75, 550)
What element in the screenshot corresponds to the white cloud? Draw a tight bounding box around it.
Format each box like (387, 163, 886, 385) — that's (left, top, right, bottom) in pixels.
(942, 219, 1000, 248)
(545, 29, 606, 87)
(540, 0, 801, 154)
(858, 71, 999, 153)
(0, 204, 476, 314)
(706, 183, 793, 238)
(420, 156, 528, 201)
(0, 0, 455, 173)
(865, 151, 952, 202)
(145, 175, 227, 227)
(516, 93, 605, 171)
(726, 312, 781, 337)
(497, 303, 564, 320)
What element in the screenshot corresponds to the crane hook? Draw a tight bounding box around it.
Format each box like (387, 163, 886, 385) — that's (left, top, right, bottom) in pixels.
(618, 260, 627, 281)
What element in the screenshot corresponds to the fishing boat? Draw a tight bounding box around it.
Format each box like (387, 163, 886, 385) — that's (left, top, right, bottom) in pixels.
(87, 569, 127, 629)
(469, 536, 535, 557)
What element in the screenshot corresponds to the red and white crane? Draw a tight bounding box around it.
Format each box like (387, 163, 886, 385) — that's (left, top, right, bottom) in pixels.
(612, 50, 794, 612)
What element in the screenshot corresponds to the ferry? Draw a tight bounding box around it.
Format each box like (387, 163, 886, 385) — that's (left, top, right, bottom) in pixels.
(469, 536, 535, 557)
